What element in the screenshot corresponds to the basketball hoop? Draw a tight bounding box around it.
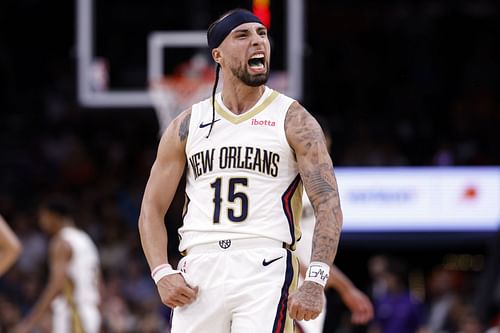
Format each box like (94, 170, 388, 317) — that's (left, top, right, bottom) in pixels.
(150, 75, 215, 135)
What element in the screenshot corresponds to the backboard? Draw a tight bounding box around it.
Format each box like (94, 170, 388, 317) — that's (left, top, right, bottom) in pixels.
(76, 0, 305, 108)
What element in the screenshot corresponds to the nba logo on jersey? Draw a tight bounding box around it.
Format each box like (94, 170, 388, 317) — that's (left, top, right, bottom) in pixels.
(218, 239, 231, 249)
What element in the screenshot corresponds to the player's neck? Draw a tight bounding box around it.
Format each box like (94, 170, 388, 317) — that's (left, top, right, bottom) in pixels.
(220, 80, 265, 115)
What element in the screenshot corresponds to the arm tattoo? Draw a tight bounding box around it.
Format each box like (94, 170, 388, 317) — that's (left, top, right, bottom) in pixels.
(286, 103, 343, 265)
(178, 112, 191, 142)
(308, 167, 335, 197)
(305, 164, 342, 264)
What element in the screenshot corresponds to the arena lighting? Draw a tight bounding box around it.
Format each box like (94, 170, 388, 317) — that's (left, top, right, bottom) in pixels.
(253, 0, 271, 28)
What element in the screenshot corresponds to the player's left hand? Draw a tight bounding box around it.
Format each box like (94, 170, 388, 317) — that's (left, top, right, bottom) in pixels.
(340, 287, 374, 324)
(287, 281, 324, 321)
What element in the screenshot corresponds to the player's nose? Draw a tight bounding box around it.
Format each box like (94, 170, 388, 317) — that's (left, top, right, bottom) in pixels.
(250, 32, 265, 46)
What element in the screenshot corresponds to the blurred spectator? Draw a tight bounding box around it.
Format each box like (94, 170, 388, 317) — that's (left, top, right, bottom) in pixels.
(99, 218, 130, 273)
(13, 213, 47, 275)
(121, 258, 157, 308)
(0, 295, 22, 332)
(426, 267, 460, 333)
(456, 306, 483, 333)
(368, 255, 389, 300)
(369, 257, 426, 333)
(135, 303, 168, 333)
(102, 273, 137, 332)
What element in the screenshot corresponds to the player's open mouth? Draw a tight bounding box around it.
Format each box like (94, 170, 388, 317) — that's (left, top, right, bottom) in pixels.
(248, 53, 265, 71)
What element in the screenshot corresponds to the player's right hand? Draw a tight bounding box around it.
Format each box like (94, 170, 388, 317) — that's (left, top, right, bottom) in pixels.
(156, 273, 198, 308)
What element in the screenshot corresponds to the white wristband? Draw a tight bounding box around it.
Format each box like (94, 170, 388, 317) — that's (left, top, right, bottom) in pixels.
(304, 261, 330, 288)
(151, 263, 181, 284)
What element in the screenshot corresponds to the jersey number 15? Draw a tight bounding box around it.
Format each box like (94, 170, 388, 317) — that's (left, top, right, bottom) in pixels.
(210, 177, 248, 223)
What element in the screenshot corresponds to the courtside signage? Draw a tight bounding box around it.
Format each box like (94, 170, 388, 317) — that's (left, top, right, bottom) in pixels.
(335, 167, 500, 231)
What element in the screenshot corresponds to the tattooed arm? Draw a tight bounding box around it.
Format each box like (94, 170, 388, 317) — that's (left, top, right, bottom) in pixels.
(285, 102, 343, 321)
(138, 109, 198, 308)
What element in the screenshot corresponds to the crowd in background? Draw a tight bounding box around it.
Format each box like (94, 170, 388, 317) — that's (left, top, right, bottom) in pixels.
(1, 0, 500, 332)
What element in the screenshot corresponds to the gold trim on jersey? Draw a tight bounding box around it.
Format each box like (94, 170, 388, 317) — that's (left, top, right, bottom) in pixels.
(289, 180, 303, 250)
(63, 279, 84, 333)
(215, 90, 280, 124)
(182, 193, 190, 219)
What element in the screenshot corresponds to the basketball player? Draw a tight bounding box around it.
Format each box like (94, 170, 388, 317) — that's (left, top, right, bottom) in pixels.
(0, 214, 22, 276)
(16, 195, 101, 333)
(139, 9, 343, 332)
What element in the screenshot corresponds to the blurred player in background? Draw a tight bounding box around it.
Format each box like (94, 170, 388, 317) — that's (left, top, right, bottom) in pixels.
(139, 8, 343, 332)
(0, 214, 22, 276)
(295, 120, 373, 333)
(16, 195, 101, 333)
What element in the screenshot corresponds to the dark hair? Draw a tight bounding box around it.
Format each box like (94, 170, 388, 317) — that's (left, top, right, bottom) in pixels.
(386, 258, 409, 285)
(40, 194, 74, 218)
(207, 63, 221, 138)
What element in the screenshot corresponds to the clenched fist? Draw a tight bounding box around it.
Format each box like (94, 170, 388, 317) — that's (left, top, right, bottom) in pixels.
(157, 273, 198, 309)
(287, 281, 324, 321)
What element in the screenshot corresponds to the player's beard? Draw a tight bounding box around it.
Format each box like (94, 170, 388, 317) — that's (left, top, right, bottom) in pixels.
(231, 62, 269, 87)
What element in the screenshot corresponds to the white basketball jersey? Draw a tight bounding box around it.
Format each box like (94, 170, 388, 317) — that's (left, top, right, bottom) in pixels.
(52, 226, 101, 333)
(180, 87, 303, 251)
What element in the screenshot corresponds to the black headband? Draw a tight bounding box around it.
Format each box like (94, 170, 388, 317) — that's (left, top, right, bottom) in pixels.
(207, 9, 263, 50)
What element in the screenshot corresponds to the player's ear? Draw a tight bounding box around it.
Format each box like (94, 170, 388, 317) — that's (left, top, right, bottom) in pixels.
(212, 48, 222, 65)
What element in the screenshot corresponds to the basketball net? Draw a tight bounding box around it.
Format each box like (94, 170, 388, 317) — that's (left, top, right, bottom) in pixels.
(150, 76, 215, 134)
(150, 53, 216, 134)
